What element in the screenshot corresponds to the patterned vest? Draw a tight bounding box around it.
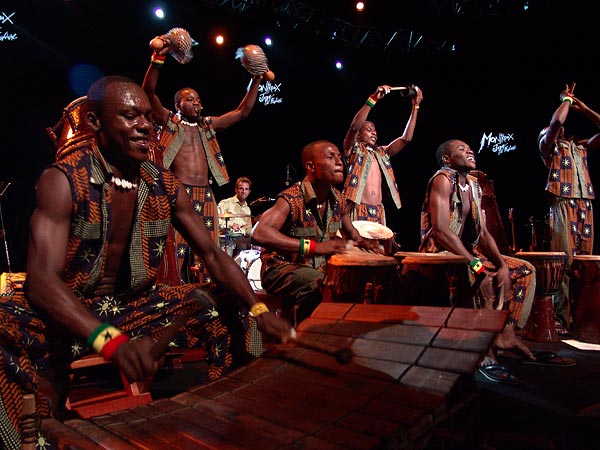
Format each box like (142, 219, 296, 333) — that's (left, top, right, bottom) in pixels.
(419, 167, 483, 253)
(343, 142, 402, 209)
(261, 178, 345, 272)
(541, 138, 594, 199)
(52, 143, 180, 298)
(158, 113, 230, 186)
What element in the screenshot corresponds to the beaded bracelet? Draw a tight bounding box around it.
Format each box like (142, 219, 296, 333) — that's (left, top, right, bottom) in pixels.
(250, 302, 270, 317)
(309, 240, 316, 255)
(365, 94, 378, 108)
(469, 257, 485, 275)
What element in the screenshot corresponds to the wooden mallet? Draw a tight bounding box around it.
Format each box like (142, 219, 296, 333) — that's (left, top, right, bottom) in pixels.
(288, 329, 353, 365)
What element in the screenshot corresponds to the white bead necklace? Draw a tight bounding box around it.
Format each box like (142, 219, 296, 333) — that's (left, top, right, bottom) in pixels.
(459, 183, 469, 192)
(110, 176, 138, 191)
(180, 119, 198, 127)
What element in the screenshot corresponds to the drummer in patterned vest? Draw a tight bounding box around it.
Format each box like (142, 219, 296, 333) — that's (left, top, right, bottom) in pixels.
(538, 84, 600, 335)
(142, 37, 263, 283)
(420, 138, 537, 364)
(342, 84, 423, 225)
(251, 140, 379, 325)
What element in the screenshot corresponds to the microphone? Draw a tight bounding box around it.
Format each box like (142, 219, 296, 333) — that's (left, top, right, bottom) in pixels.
(285, 164, 290, 186)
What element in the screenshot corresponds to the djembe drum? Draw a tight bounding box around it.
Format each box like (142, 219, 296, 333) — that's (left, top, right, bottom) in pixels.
(569, 255, 600, 344)
(395, 252, 472, 308)
(515, 251, 568, 342)
(323, 250, 399, 304)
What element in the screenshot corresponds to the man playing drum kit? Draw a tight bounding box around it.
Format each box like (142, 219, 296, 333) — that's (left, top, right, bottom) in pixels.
(420, 139, 538, 380)
(142, 34, 263, 283)
(217, 176, 254, 257)
(251, 140, 379, 325)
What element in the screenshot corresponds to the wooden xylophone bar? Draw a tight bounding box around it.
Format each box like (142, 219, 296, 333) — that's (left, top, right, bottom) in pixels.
(41, 303, 508, 449)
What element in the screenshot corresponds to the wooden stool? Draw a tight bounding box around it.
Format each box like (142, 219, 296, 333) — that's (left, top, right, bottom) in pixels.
(65, 348, 207, 419)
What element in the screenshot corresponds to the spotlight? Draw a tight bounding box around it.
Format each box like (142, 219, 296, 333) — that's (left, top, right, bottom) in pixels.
(153, 7, 165, 19)
(264, 36, 272, 46)
(356, 1, 365, 12)
(335, 60, 343, 70)
(215, 35, 224, 45)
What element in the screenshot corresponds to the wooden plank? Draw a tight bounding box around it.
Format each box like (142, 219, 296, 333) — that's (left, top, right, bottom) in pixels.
(433, 328, 496, 353)
(315, 424, 382, 450)
(417, 347, 482, 374)
(345, 304, 452, 327)
(42, 418, 136, 450)
(63, 418, 144, 449)
(400, 366, 462, 395)
(447, 307, 508, 332)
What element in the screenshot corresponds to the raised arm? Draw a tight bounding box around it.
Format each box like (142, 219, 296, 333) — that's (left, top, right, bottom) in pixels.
(141, 42, 171, 125)
(571, 95, 600, 129)
(539, 85, 575, 155)
(343, 85, 391, 156)
(385, 86, 423, 157)
(210, 76, 262, 132)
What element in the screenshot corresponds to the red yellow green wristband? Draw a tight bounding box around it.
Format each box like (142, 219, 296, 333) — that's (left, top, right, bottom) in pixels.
(561, 96, 573, 105)
(151, 52, 166, 66)
(470, 257, 485, 275)
(365, 95, 377, 108)
(88, 322, 128, 358)
(100, 333, 129, 360)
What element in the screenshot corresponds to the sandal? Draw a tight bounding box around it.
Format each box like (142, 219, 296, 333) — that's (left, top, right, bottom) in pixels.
(520, 350, 576, 367)
(478, 364, 521, 385)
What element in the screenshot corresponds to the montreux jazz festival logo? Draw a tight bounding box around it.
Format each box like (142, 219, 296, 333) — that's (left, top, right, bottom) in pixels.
(479, 131, 517, 155)
(0, 11, 17, 42)
(258, 81, 283, 106)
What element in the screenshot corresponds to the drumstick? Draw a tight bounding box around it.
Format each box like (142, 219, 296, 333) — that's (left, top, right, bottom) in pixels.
(288, 329, 353, 365)
(389, 86, 409, 91)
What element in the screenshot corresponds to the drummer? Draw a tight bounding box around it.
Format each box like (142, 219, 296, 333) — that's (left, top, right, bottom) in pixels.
(217, 176, 253, 256)
(251, 140, 379, 326)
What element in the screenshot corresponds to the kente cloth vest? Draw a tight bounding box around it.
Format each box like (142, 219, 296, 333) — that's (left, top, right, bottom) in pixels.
(261, 178, 344, 273)
(420, 167, 483, 253)
(158, 113, 230, 186)
(343, 142, 402, 209)
(52, 143, 179, 298)
(541, 138, 595, 199)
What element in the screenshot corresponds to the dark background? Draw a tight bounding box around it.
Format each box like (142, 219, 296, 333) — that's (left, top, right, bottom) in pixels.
(0, 0, 597, 273)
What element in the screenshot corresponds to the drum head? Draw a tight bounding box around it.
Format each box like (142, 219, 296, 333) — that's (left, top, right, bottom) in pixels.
(247, 258, 262, 291)
(352, 221, 394, 239)
(234, 249, 261, 272)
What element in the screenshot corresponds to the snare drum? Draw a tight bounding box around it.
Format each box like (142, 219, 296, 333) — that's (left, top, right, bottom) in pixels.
(569, 255, 600, 344)
(516, 252, 567, 343)
(323, 250, 399, 304)
(234, 249, 263, 291)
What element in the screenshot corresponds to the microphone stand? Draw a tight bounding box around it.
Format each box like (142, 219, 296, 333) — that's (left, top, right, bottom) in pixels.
(0, 182, 13, 294)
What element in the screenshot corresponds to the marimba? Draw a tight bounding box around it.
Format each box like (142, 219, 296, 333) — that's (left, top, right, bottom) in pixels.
(40, 303, 507, 449)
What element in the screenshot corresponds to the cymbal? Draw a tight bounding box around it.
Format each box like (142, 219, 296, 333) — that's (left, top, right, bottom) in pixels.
(219, 212, 251, 219)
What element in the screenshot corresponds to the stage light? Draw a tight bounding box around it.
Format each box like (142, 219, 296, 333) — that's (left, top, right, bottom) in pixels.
(215, 35, 224, 45)
(264, 36, 272, 46)
(153, 7, 165, 19)
(356, 1, 365, 12)
(335, 60, 343, 70)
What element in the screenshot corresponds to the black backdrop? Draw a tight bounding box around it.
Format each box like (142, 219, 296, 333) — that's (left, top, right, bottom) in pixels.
(1, 0, 598, 272)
